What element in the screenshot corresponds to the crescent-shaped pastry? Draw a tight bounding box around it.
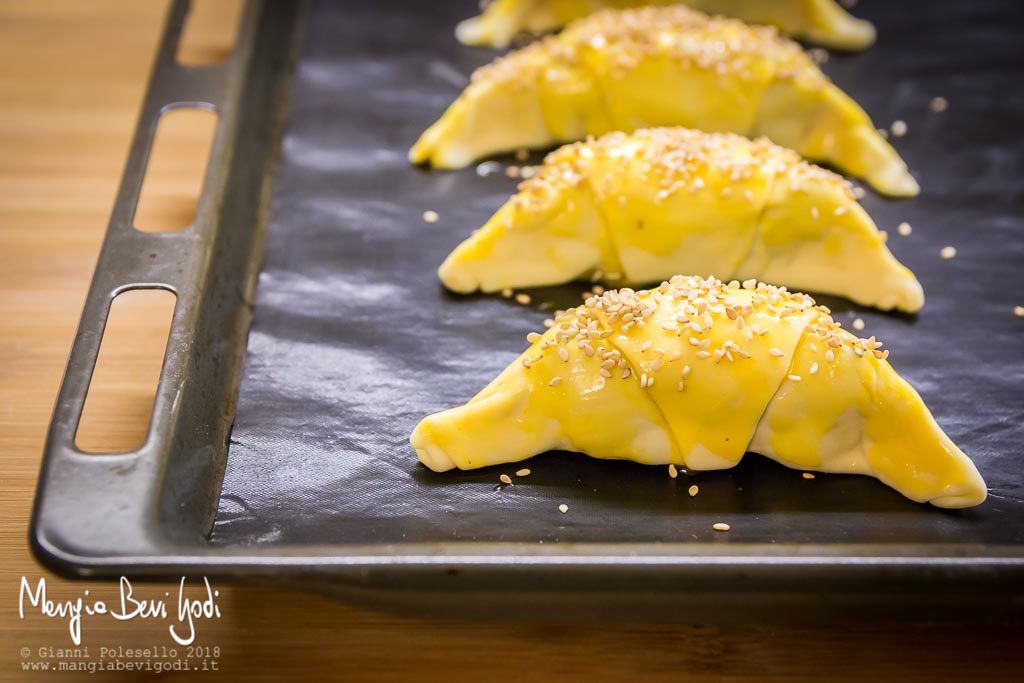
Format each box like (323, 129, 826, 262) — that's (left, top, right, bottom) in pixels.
(439, 128, 923, 312)
(411, 276, 986, 509)
(412, 6, 917, 197)
(456, 0, 876, 51)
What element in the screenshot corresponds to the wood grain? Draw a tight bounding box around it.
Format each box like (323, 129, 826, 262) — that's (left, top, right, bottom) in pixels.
(0, 1, 1020, 681)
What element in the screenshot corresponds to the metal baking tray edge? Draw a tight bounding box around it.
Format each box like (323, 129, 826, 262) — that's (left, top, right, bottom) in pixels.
(29, 0, 1024, 620)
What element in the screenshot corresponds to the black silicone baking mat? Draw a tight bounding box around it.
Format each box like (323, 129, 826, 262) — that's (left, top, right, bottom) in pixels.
(210, 0, 1024, 549)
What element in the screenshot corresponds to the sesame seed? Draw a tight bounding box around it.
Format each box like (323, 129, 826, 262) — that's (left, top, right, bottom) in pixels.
(743, 279, 757, 290)
(788, 374, 802, 382)
(516, 293, 532, 304)
(668, 464, 678, 479)
(527, 332, 542, 342)
(852, 186, 866, 199)
(558, 347, 569, 362)
(897, 221, 912, 236)
(696, 350, 711, 360)
(834, 206, 848, 216)
(1015, 306, 1024, 318)
(930, 96, 948, 113)
(769, 347, 784, 357)
(688, 485, 699, 497)
(515, 148, 529, 161)
(549, 377, 563, 387)
(810, 206, 819, 220)
(940, 246, 957, 260)
(499, 474, 512, 485)
(516, 468, 531, 477)
(802, 472, 816, 480)
(809, 362, 819, 375)
(558, 504, 569, 514)
(641, 340, 653, 352)
(825, 349, 835, 362)
(852, 318, 865, 331)
(522, 358, 532, 369)
(476, 161, 501, 177)
(501, 287, 513, 298)
(890, 120, 908, 137)
(713, 522, 730, 532)
(422, 210, 439, 223)
(505, 166, 520, 178)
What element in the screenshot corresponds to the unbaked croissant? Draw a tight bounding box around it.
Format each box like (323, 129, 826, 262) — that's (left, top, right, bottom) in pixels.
(457, 0, 876, 51)
(440, 127, 923, 312)
(411, 6, 916, 197)
(411, 276, 986, 508)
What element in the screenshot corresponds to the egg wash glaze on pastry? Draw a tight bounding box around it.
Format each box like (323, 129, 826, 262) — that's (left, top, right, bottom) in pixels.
(412, 276, 986, 509)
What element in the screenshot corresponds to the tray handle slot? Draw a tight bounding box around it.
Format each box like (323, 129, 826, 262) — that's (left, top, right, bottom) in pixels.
(134, 107, 219, 233)
(176, 0, 245, 66)
(75, 288, 179, 454)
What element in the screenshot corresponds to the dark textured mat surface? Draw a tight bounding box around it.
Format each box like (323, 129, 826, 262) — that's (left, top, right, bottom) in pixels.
(212, 0, 1024, 547)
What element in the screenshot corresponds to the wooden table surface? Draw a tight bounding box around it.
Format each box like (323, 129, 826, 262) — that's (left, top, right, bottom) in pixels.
(0, 2, 1021, 681)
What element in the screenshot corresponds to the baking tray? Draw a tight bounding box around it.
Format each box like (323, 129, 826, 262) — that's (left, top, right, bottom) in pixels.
(31, 0, 1024, 618)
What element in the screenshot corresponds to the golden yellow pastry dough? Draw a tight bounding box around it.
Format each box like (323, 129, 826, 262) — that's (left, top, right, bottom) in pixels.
(411, 276, 986, 509)
(440, 128, 923, 312)
(457, 0, 876, 51)
(412, 6, 916, 197)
